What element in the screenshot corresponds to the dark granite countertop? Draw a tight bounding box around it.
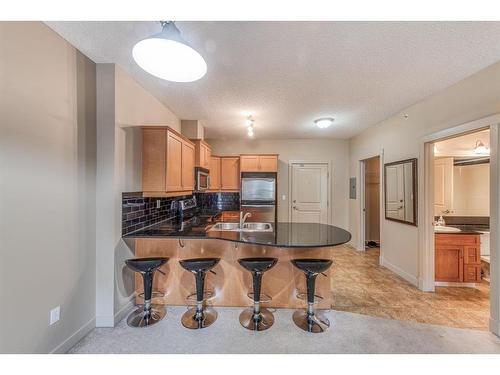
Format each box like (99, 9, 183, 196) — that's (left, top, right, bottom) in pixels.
(123, 213, 351, 248)
(435, 224, 489, 235)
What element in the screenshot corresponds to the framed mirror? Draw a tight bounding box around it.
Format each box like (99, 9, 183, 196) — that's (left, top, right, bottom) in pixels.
(384, 158, 417, 226)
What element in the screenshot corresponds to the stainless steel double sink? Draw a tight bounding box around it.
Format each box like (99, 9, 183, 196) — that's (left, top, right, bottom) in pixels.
(209, 222, 273, 232)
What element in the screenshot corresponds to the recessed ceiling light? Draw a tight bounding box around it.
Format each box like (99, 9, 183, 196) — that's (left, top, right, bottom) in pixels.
(132, 21, 207, 83)
(314, 117, 334, 129)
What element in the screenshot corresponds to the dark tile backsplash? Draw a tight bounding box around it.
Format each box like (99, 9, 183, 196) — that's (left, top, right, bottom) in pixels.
(122, 192, 240, 235)
(122, 193, 191, 235)
(195, 192, 240, 211)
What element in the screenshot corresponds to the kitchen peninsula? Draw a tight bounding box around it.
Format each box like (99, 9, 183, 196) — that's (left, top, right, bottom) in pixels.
(124, 210, 351, 309)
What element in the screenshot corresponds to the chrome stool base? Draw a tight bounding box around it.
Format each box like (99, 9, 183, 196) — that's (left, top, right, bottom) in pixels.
(127, 305, 166, 328)
(239, 307, 274, 331)
(181, 307, 218, 329)
(247, 292, 272, 303)
(292, 310, 330, 333)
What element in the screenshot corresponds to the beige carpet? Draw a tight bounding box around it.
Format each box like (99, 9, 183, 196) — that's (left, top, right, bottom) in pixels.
(330, 246, 490, 330)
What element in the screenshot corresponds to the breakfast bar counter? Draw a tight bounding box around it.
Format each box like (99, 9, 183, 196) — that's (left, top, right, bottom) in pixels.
(124, 214, 351, 309)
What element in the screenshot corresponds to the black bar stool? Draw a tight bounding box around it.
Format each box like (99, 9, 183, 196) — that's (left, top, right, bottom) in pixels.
(125, 257, 169, 327)
(238, 257, 278, 331)
(179, 257, 220, 329)
(291, 258, 333, 333)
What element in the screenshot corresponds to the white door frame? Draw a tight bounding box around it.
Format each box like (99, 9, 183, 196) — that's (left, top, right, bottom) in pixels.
(288, 160, 332, 225)
(359, 155, 383, 253)
(419, 113, 500, 336)
(357, 151, 384, 256)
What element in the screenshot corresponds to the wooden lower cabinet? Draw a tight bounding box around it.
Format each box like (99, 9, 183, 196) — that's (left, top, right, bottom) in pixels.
(435, 234, 481, 283)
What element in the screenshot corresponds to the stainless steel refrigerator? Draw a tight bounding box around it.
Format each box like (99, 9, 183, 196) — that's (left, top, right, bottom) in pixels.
(240, 172, 277, 223)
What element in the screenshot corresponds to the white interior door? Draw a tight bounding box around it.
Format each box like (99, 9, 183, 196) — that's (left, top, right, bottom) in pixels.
(290, 163, 329, 224)
(385, 164, 405, 220)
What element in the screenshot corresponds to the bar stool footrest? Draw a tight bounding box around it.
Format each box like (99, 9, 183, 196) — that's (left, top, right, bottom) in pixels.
(247, 292, 272, 303)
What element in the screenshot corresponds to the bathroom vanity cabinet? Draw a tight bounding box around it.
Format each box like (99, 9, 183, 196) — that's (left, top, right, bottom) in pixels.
(435, 233, 481, 283)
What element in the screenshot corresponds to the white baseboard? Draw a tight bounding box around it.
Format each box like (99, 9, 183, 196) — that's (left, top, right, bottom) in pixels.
(435, 281, 477, 288)
(490, 318, 500, 337)
(380, 256, 418, 286)
(95, 299, 134, 327)
(50, 317, 95, 354)
(114, 299, 134, 325)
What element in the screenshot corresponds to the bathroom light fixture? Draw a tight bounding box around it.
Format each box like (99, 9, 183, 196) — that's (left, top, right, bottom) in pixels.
(132, 21, 207, 82)
(474, 140, 489, 155)
(314, 117, 334, 129)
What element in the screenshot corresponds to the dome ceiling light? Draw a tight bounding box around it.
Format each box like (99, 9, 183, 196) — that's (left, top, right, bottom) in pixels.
(314, 117, 334, 129)
(474, 140, 489, 155)
(132, 21, 207, 83)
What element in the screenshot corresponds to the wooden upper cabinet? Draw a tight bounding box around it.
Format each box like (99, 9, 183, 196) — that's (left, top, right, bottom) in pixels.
(142, 128, 166, 192)
(259, 155, 278, 172)
(240, 155, 259, 172)
(192, 139, 212, 170)
(240, 154, 278, 172)
(142, 127, 196, 195)
(181, 140, 195, 191)
(166, 131, 183, 191)
(221, 156, 240, 190)
(209, 156, 221, 190)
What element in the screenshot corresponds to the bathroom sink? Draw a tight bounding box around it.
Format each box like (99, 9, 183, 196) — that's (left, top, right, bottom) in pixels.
(434, 226, 462, 233)
(209, 222, 273, 232)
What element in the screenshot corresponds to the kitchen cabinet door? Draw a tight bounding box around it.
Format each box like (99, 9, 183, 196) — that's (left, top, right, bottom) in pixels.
(435, 246, 463, 282)
(181, 140, 195, 191)
(209, 156, 221, 190)
(259, 155, 278, 172)
(166, 131, 183, 191)
(240, 155, 260, 172)
(142, 128, 166, 192)
(221, 157, 240, 190)
(204, 145, 212, 169)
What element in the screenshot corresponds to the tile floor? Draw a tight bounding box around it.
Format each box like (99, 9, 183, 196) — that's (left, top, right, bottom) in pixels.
(331, 246, 490, 330)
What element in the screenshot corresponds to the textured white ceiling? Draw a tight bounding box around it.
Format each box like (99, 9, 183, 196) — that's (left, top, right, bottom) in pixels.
(46, 21, 500, 140)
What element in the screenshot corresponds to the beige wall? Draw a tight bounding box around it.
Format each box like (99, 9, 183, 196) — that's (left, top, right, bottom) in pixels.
(207, 138, 350, 229)
(349, 61, 500, 285)
(453, 163, 490, 216)
(0, 22, 96, 353)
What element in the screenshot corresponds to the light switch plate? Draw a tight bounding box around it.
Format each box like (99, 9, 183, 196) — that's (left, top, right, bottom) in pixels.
(49, 306, 60, 325)
(156, 199, 161, 209)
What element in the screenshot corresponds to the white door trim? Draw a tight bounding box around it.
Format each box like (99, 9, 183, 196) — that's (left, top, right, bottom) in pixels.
(419, 113, 500, 336)
(288, 160, 332, 225)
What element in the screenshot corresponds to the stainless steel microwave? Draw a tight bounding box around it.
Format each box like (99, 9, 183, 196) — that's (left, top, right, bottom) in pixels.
(195, 167, 210, 191)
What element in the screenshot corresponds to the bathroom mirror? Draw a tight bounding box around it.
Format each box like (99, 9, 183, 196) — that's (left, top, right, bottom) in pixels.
(384, 158, 417, 226)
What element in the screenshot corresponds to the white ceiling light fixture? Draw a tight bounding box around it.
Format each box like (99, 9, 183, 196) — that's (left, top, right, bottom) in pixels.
(246, 116, 255, 137)
(474, 140, 489, 155)
(314, 117, 334, 129)
(132, 21, 207, 83)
